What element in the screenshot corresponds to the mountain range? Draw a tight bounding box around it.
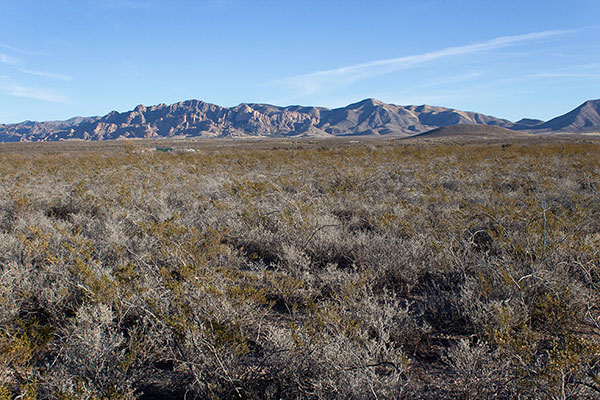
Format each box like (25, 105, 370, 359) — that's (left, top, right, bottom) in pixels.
(1, 98, 599, 142)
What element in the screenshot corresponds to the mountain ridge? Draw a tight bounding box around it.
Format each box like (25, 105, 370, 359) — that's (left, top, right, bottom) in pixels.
(532, 99, 600, 132)
(1, 98, 598, 142)
(412, 124, 530, 139)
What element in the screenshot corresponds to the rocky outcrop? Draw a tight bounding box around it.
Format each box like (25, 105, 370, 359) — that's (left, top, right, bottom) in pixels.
(1, 98, 597, 142)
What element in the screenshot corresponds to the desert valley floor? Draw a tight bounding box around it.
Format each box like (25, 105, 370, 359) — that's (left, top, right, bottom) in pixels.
(0, 136, 599, 399)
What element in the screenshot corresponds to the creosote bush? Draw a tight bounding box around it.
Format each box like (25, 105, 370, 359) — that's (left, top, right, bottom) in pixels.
(0, 139, 599, 399)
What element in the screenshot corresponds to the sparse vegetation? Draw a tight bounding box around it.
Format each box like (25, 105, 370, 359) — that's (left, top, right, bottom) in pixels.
(0, 138, 599, 399)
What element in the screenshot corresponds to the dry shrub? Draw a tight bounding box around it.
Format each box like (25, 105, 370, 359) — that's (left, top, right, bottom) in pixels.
(0, 140, 598, 398)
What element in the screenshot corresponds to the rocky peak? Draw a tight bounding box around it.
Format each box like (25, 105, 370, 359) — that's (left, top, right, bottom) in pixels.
(346, 98, 385, 110)
(534, 99, 600, 132)
(3, 98, 600, 142)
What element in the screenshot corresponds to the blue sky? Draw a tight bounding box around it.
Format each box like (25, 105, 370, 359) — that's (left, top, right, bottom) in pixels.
(0, 0, 599, 123)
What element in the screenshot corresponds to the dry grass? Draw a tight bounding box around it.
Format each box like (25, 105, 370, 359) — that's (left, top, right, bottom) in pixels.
(0, 138, 599, 399)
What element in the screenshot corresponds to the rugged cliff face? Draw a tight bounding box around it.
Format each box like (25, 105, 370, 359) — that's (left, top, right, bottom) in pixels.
(0, 98, 518, 141)
(1, 98, 597, 142)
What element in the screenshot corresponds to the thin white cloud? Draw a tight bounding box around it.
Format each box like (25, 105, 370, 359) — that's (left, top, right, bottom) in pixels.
(1, 44, 71, 82)
(0, 42, 31, 55)
(18, 68, 72, 81)
(528, 72, 600, 79)
(467, 69, 600, 90)
(412, 72, 484, 90)
(277, 29, 575, 96)
(0, 51, 20, 66)
(0, 80, 66, 103)
(396, 69, 600, 108)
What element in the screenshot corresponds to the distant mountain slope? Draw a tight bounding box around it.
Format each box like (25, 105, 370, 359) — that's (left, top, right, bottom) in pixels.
(0, 116, 99, 142)
(532, 99, 600, 132)
(0, 99, 514, 142)
(411, 124, 530, 139)
(512, 118, 545, 130)
(319, 99, 513, 135)
(1, 98, 599, 142)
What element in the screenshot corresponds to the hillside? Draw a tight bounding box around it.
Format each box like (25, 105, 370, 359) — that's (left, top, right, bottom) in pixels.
(2, 98, 600, 142)
(412, 124, 529, 139)
(0, 99, 514, 141)
(532, 99, 600, 132)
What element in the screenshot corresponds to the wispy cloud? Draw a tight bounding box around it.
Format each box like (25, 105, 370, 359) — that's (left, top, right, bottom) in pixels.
(0, 42, 31, 55)
(276, 29, 575, 96)
(0, 77, 66, 103)
(0, 51, 20, 66)
(527, 72, 600, 79)
(18, 68, 72, 81)
(4, 84, 67, 103)
(412, 72, 484, 90)
(1, 43, 71, 83)
(464, 68, 600, 90)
